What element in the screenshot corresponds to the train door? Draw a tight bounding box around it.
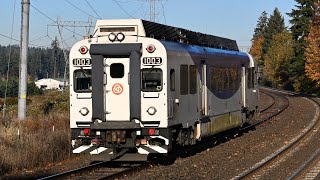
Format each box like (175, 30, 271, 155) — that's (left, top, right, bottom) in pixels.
(104, 58, 130, 121)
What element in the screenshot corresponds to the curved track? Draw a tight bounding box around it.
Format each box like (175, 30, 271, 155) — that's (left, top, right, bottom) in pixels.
(39, 88, 293, 179)
(233, 91, 320, 179)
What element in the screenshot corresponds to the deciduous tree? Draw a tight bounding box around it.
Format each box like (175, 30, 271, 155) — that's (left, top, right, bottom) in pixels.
(305, 2, 320, 85)
(263, 32, 295, 89)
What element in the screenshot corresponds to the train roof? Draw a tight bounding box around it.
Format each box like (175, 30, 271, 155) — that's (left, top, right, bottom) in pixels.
(94, 19, 239, 51)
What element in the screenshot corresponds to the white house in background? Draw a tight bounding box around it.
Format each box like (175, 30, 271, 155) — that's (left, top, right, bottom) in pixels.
(35, 78, 67, 90)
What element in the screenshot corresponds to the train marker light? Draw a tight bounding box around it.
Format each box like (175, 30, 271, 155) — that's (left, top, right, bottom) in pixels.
(79, 46, 88, 54)
(116, 32, 125, 42)
(146, 44, 156, 53)
(140, 139, 147, 145)
(108, 32, 117, 42)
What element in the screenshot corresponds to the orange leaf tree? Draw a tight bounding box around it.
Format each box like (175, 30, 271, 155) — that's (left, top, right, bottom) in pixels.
(305, 2, 320, 85)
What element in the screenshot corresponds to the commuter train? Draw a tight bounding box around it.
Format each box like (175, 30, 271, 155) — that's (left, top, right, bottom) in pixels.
(69, 19, 259, 161)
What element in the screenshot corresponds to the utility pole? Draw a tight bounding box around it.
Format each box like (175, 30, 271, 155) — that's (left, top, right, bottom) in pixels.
(18, 0, 30, 120)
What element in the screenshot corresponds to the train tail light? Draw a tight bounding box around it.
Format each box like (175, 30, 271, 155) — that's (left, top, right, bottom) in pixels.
(83, 128, 90, 135)
(146, 44, 156, 53)
(148, 128, 156, 135)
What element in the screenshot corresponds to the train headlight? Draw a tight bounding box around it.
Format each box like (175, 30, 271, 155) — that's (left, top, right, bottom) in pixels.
(108, 32, 117, 42)
(147, 107, 157, 115)
(79, 107, 89, 116)
(116, 32, 125, 42)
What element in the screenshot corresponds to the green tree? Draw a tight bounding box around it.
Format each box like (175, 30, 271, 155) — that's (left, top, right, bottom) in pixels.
(287, 0, 317, 92)
(262, 8, 286, 58)
(263, 32, 295, 89)
(253, 11, 268, 39)
(250, 11, 268, 66)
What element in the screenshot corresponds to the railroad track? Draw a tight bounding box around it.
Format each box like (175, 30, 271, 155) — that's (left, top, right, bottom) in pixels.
(232, 92, 320, 179)
(39, 88, 290, 179)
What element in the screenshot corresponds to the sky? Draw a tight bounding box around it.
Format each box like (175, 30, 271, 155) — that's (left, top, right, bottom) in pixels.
(0, 0, 298, 52)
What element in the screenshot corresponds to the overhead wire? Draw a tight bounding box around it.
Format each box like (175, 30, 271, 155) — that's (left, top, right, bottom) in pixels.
(112, 0, 135, 18)
(65, 0, 99, 19)
(84, 0, 102, 19)
(0, 33, 49, 48)
(30, 4, 83, 37)
(3, 0, 17, 121)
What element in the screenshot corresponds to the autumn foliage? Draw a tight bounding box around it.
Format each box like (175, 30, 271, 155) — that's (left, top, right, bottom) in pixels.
(249, 36, 264, 65)
(305, 2, 320, 85)
(263, 32, 295, 88)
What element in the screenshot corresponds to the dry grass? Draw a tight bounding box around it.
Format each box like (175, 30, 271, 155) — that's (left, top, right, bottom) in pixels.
(0, 90, 71, 175)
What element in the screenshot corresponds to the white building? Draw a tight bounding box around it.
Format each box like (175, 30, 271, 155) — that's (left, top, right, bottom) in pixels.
(35, 78, 66, 90)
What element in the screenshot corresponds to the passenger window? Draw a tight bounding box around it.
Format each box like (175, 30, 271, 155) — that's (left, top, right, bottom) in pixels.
(170, 69, 175, 91)
(74, 69, 91, 92)
(141, 68, 163, 92)
(110, 63, 124, 78)
(180, 65, 188, 95)
(189, 65, 197, 94)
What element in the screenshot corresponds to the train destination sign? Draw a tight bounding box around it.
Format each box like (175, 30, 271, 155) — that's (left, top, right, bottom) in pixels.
(142, 57, 162, 65)
(72, 58, 92, 66)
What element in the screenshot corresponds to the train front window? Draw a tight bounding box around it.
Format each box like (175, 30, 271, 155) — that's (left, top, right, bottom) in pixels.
(141, 68, 162, 92)
(74, 69, 92, 92)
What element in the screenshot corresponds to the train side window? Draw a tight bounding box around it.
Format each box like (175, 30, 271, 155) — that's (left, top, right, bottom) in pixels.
(74, 69, 92, 92)
(170, 69, 175, 91)
(110, 63, 124, 78)
(180, 65, 188, 95)
(189, 65, 197, 94)
(141, 68, 163, 92)
(209, 67, 217, 92)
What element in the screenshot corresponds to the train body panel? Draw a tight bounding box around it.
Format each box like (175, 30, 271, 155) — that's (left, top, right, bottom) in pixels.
(69, 19, 259, 161)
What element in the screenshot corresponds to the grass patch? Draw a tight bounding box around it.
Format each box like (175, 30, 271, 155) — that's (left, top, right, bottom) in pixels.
(0, 90, 71, 175)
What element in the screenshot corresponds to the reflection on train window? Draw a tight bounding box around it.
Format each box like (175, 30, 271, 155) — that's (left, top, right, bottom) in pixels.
(189, 65, 197, 94)
(141, 68, 163, 92)
(110, 63, 124, 78)
(74, 69, 92, 92)
(247, 68, 254, 89)
(170, 69, 175, 91)
(180, 65, 188, 95)
(209, 66, 240, 92)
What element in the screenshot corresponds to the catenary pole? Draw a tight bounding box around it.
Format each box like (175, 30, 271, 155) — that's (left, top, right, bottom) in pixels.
(18, 0, 30, 120)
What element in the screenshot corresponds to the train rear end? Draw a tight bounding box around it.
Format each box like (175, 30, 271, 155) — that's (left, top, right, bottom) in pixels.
(70, 19, 170, 161)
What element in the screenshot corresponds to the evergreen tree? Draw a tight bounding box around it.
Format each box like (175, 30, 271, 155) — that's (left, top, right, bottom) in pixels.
(262, 8, 286, 57)
(253, 11, 268, 38)
(287, 0, 317, 92)
(250, 11, 268, 66)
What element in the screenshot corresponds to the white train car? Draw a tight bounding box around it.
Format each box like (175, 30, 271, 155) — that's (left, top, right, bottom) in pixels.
(70, 19, 259, 161)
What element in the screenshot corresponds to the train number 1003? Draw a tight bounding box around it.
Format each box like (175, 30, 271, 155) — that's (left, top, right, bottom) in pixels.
(142, 57, 162, 65)
(72, 58, 92, 66)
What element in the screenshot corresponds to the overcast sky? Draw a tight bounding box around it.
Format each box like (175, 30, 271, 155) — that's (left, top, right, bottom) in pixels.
(0, 0, 297, 52)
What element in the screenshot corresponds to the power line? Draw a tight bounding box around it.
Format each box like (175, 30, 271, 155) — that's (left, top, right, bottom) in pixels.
(3, 0, 17, 122)
(112, 0, 135, 18)
(0, 32, 49, 48)
(85, 0, 102, 19)
(65, 0, 99, 19)
(30, 4, 84, 37)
